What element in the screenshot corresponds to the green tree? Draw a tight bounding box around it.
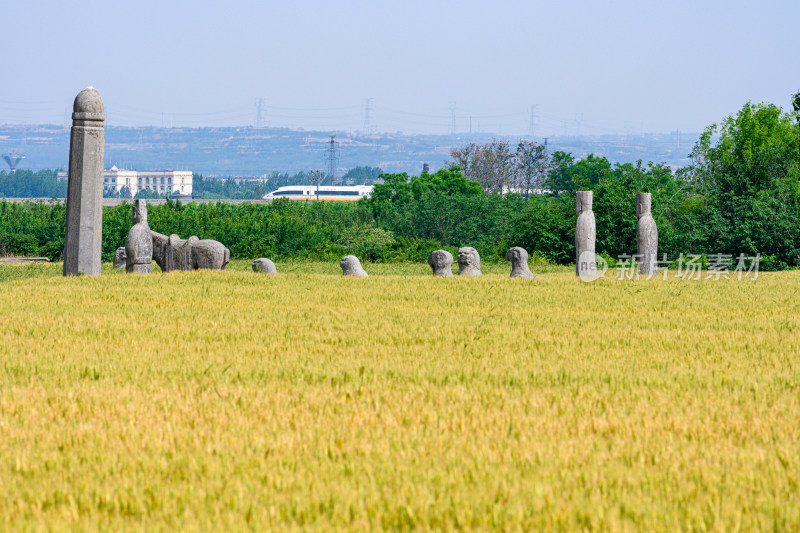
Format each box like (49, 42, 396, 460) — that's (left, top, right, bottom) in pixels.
(544, 152, 611, 195)
(514, 139, 549, 196)
(687, 101, 800, 264)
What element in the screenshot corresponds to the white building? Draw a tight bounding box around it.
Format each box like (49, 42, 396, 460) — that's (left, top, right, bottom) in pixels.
(57, 167, 193, 196)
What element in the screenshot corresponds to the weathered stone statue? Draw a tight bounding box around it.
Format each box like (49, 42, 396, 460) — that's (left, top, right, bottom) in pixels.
(340, 255, 368, 277)
(428, 250, 454, 277)
(113, 247, 127, 269)
(125, 200, 153, 274)
(575, 191, 597, 278)
(636, 192, 658, 276)
(150, 231, 230, 272)
(63, 87, 104, 276)
(505, 247, 535, 278)
(457, 247, 482, 276)
(252, 258, 277, 274)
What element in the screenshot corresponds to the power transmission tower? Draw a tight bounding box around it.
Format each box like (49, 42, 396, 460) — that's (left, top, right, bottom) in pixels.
(254, 98, 265, 128)
(363, 98, 374, 134)
(448, 102, 457, 134)
(325, 136, 339, 183)
(529, 104, 537, 137)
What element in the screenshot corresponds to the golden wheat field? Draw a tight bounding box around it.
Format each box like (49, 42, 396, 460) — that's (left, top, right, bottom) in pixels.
(1, 261, 799, 531)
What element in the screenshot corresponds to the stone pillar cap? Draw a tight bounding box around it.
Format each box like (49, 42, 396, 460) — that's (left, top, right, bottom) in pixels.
(72, 86, 105, 121)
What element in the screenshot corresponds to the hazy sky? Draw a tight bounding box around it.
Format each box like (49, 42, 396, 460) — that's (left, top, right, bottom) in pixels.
(3, 0, 798, 135)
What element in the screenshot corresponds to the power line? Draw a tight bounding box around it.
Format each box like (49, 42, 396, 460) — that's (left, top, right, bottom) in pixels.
(448, 102, 457, 134)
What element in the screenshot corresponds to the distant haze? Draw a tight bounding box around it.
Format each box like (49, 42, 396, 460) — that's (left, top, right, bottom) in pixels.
(2, 0, 798, 136)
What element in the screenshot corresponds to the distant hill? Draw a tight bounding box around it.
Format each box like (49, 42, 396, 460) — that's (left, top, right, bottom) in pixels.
(0, 124, 697, 176)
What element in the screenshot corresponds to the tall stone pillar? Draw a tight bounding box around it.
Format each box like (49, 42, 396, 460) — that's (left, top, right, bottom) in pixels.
(63, 87, 105, 276)
(636, 192, 658, 276)
(575, 191, 596, 277)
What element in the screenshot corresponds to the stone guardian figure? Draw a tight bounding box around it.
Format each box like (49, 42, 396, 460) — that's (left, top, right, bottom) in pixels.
(505, 247, 535, 278)
(63, 87, 104, 276)
(457, 247, 482, 276)
(340, 255, 368, 277)
(428, 250, 454, 277)
(636, 192, 658, 276)
(125, 200, 153, 274)
(575, 191, 597, 278)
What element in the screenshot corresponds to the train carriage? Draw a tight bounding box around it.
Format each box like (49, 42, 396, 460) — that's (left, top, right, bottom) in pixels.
(262, 185, 373, 201)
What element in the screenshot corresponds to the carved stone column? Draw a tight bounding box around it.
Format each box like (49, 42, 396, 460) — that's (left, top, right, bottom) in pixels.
(636, 192, 658, 276)
(63, 87, 104, 276)
(575, 191, 596, 277)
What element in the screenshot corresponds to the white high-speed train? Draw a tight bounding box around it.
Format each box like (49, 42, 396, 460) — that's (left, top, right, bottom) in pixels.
(262, 185, 373, 201)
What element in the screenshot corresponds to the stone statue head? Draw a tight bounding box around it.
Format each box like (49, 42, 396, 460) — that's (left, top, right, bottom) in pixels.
(340, 255, 368, 278)
(113, 247, 127, 269)
(457, 247, 481, 276)
(505, 247, 535, 278)
(576, 190, 593, 215)
(132, 199, 148, 224)
(252, 258, 277, 274)
(636, 192, 651, 218)
(428, 250, 454, 277)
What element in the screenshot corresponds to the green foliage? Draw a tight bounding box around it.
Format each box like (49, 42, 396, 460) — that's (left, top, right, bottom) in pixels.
(341, 166, 384, 184)
(506, 194, 574, 264)
(338, 225, 395, 260)
(545, 152, 611, 194)
(410, 165, 484, 199)
(0, 200, 66, 260)
(371, 165, 482, 208)
(686, 101, 800, 265)
(0, 169, 66, 198)
(133, 188, 163, 199)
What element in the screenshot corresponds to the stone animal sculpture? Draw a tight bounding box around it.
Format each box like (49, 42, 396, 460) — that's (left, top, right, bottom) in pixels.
(575, 190, 597, 278)
(505, 247, 535, 278)
(428, 250, 454, 277)
(150, 231, 230, 272)
(340, 255, 368, 277)
(457, 247, 482, 276)
(113, 247, 127, 269)
(125, 199, 153, 274)
(252, 258, 277, 274)
(636, 192, 658, 276)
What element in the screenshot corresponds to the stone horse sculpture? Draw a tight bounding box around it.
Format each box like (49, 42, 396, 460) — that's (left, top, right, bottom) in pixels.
(150, 231, 230, 272)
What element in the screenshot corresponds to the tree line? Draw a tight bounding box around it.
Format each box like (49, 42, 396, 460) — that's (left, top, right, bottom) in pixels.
(1, 99, 798, 269)
(0, 166, 384, 200)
